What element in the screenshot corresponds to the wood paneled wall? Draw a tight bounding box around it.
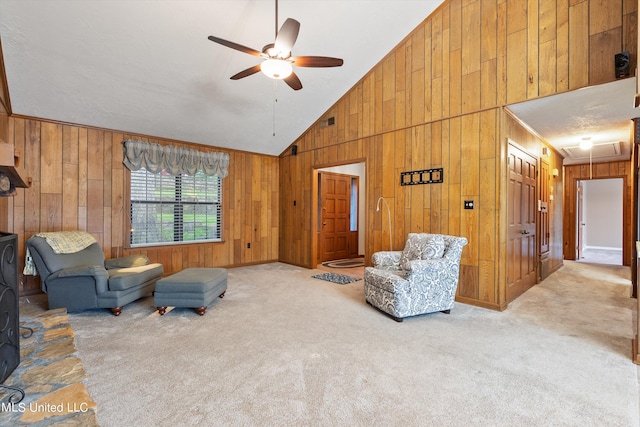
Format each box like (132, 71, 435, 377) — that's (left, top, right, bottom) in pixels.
(6, 117, 279, 295)
(563, 160, 634, 265)
(279, 0, 636, 310)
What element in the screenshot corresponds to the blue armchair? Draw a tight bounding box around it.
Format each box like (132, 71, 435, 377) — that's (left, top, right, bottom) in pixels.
(26, 232, 163, 316)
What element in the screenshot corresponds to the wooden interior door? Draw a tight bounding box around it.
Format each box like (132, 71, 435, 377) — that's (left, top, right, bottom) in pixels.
(320, 172, 351, 262)
(576, 180, 584, 259)
(507, 144, 537, 303)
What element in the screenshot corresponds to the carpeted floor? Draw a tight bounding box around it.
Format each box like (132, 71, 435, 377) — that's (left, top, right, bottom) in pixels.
(23, 261, 640, 426)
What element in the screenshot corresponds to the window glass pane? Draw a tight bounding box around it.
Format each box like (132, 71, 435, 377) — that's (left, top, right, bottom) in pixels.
(350, 177, 358, 231)
(130, 168, 222, 246)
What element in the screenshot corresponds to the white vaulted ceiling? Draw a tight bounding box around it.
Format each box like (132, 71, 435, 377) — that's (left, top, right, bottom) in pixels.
(0, 0, 443, 156)
(1, 1, 637, 163)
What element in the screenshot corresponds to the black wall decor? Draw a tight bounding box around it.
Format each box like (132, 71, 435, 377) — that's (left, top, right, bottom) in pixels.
(400, 168, 444, 186)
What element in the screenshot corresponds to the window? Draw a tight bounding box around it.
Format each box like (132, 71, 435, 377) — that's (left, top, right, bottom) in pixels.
(350, 176, 358, 231)
(129, 168, 222, 246)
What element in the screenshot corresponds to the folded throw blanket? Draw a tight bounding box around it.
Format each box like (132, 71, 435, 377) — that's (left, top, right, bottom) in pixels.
(23, 231, 98, 276)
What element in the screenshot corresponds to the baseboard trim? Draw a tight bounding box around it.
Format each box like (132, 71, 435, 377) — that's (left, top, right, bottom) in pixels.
(547, 260, 563, 276)
(584, 246, 622, 251)
(224, 259, 280, 269)
(455, 296, 506, 312)
(278, 259, 314, 269)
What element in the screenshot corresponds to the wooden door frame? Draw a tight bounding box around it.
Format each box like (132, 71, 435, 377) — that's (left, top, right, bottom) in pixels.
(564, 174, 630, 265)
(312, 159, 366, 267)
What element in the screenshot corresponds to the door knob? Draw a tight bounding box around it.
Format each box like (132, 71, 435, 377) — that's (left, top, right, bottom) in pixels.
(521, 230, 530, 235)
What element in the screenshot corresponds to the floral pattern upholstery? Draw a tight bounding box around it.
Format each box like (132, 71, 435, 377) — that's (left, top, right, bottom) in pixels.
(364, 234, 468, 321)
(398, 233, 445, 270)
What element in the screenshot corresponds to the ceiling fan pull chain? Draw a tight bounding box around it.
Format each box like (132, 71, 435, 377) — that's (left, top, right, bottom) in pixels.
(273, 79, 278, 136)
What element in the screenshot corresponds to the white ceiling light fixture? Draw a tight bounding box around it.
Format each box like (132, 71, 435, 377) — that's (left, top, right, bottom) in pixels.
(260, 58, 293, 79)
(579, 136, 593, 150)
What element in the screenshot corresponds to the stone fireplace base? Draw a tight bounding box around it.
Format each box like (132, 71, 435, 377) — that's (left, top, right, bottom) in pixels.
(0, 299, 98, 426)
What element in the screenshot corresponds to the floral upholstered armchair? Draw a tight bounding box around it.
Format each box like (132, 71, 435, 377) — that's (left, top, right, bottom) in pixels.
(364, 233, 468, 322)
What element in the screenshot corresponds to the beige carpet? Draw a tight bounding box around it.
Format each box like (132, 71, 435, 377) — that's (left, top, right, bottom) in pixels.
(63, 261, 638, 426)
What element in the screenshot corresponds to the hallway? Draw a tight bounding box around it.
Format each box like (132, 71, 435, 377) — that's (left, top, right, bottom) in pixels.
(578, 247, 623, 266)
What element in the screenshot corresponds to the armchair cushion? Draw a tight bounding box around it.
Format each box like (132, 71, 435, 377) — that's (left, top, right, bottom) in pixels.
(399, 233, 445, 270)
(422, 235, 445, 259)
(107, 264, 164, 291)
(105, 254, 150, 269)
(372, 251, 402, 271)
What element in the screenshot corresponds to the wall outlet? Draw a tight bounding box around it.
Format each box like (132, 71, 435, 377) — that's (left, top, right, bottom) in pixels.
(247, 242, 251, 249)
(464, 200, 474, 209)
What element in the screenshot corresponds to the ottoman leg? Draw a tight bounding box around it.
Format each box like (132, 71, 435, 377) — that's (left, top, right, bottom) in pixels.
(195, 307, 207, 316)
(157, 306, 167, 315)
(219, 291, 226, 298)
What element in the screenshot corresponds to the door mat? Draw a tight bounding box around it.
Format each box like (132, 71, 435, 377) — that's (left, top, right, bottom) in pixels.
(312, 272, 361, 285)
(322, 258, 364, 268)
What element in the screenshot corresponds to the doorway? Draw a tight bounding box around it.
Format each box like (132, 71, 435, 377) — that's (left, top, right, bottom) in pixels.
(576, 178, 623, 265)
(313, 162, 365, 265)
(319, 172, 352, 262)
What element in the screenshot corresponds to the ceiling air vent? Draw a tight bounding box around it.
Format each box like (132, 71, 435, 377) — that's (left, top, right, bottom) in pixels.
(320, 117, 335, 128)
(561, 141, 620, 160)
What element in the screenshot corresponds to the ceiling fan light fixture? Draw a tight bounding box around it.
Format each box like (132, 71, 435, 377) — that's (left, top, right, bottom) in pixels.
(260, 59, 293, 79)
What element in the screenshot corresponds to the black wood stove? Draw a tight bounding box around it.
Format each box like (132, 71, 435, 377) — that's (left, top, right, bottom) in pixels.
(0, 233, 20, 401)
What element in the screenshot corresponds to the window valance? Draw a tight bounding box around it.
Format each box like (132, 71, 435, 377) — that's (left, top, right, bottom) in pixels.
(123, 140, 229, 178)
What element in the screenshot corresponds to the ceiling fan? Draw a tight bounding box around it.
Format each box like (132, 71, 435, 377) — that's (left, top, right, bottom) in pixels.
(207, 0, 343, 91)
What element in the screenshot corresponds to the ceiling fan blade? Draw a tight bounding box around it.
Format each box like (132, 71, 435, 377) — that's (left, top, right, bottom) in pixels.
(207, 36, 262, 57)
(284, 72, 302, 91)
(292, 56, 344, 67)
(274, 18, 300, 56)
(230, 65, 262, 80)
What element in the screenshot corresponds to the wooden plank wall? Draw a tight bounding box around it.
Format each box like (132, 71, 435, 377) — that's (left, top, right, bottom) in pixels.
(279, 0, 636, 310)
(6, 117, 279, 295)
(563, 160, 634, 265)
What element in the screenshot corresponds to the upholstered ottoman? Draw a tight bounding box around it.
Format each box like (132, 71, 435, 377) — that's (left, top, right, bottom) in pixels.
(154, 268, 227, 315)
